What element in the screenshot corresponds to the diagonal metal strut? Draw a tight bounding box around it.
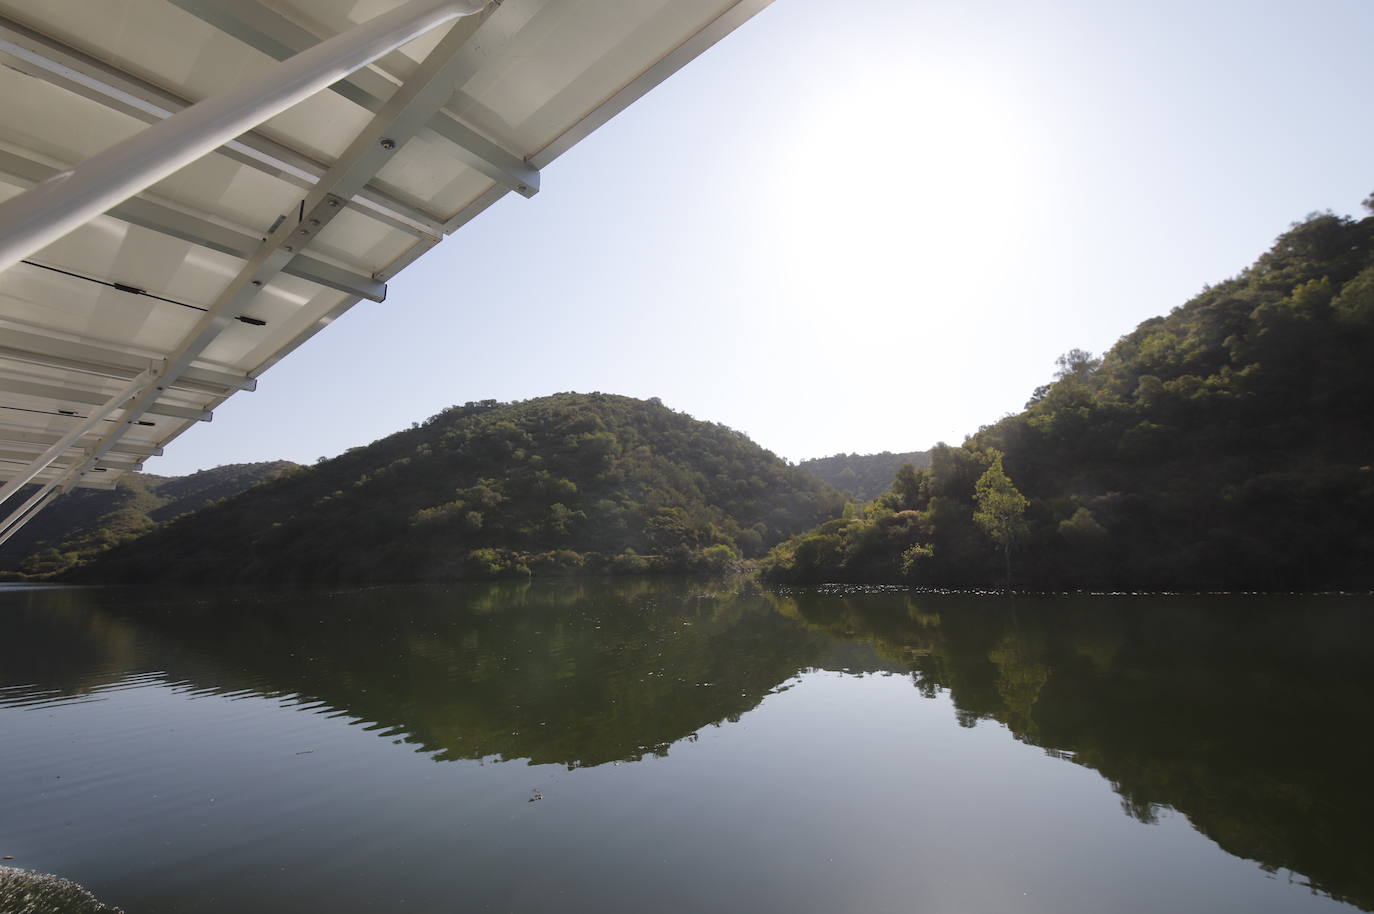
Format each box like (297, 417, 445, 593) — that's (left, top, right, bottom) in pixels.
(0, 0, 487, 540)
(0, 0, 482, 274)
(51, 4, 493, 499)
(0, 13, 448, 239)
(169, 0, 540, 199)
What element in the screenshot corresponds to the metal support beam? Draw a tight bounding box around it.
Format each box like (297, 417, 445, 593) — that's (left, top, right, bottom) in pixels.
(114, 199, 387, 303)
(0, 449, 141, 472)
(0, 426, 161, 459)
(66, 480, 116, 491)
(55, 9, 492, 492)
(0, 459, 113, 549)
(0, 15, 445, 239)
(0, 0, 482, 273)
(425, 117, 539, 197)
(0, 377, 210, 423)
(0, 369, 150, 509)
(0, 484, 61, 547)
(0, 147, 387, 301)
(117, 196, 389, 301)
(0, 326, 255, 395)
(168, 0, 540, 198)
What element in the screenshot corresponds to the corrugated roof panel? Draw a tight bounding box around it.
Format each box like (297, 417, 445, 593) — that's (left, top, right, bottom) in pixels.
(453, 1, 738, 154)
(305, 207, 415, 275)
(144, 156, 301, 238)
(0, 70, 146, 166)
(372, 132, 490, 217)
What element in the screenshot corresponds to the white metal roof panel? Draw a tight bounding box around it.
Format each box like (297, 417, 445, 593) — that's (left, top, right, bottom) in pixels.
(0, 0, 771, 533)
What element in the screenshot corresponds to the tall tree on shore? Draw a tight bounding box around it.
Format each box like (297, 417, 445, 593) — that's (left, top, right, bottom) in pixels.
(973, 451, 1027, 591)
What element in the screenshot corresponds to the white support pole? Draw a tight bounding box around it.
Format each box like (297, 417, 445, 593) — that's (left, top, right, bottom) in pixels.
(0, 479, 63, 545)
(0, 369, 152, 509)
(0, 0, 482, 274)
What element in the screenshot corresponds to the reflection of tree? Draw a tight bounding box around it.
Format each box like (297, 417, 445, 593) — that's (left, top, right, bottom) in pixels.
(986, 630, 1049, 740)
(780, 591, 1374, 912)
(769, 591, 929, 672)
(0, 587, 145, 697)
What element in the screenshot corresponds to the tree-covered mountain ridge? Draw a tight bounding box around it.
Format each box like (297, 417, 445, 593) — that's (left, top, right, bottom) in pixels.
(798, 450, 930, 502)
(0, 461, 298, 578)
(767, 201, 1374, 590)
(70, 393, 846, 585)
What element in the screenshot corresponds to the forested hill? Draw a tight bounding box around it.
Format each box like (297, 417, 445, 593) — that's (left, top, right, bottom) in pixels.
(71, 394, 846, 585)
(0, 461, 297, 577)
(799, 451, 929, 502)
(767, 202, 1374, 590)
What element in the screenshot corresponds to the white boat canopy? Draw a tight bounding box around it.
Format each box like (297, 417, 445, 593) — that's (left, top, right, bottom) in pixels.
(0, 0, 772, 545)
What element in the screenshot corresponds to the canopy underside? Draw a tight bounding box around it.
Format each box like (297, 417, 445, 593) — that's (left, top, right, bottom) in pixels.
(0, 0, 769, 505)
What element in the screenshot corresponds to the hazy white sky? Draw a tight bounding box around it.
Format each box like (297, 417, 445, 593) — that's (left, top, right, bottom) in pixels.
(152, 0, 1374, 475)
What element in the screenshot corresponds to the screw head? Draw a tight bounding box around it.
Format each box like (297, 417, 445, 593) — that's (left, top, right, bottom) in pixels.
(379, 137, 397, 150)
(309, 218, 320, 226)
(284, 245, 294, 252)
(251, 279, 263, 287)
(327, 198, 340, 207)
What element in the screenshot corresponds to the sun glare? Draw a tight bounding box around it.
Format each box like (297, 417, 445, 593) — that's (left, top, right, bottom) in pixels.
(762, 60, 1045, 335)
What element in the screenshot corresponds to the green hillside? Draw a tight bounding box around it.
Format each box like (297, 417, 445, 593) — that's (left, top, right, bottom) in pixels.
(799, 451, 930, 502)
(70, 393, 845, 585)
(766, 202, 1374, 590)
(0, 461, 297, 577)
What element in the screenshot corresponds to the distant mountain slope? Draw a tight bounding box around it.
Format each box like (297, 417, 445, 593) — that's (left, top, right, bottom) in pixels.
(768, 202, 1374, 590)
(799, 451, 929, 502)
(147, 462, 299, 522)
(71, 394, 846, 585)
(0, 462, 297, 576)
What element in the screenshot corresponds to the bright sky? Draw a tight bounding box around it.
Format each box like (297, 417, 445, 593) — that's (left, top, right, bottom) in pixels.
(151, 0, 1374, 475)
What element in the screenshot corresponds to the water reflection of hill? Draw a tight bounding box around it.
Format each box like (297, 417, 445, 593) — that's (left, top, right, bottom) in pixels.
(775, 589, 1374, 912)
(5, 582, 1370, 910)
(1, 580, 832, 768)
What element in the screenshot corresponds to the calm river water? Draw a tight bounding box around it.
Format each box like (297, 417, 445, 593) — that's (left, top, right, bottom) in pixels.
(1, 580, 1370, 913)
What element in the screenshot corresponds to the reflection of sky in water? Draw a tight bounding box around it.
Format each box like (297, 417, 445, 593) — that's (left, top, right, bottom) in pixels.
(0, 582, 1368, 914)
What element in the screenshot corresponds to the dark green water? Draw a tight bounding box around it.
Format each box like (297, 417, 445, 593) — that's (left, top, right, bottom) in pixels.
(1, 580, 1370, 913)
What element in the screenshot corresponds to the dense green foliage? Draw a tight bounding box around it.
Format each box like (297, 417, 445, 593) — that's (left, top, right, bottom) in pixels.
(798, 450, 929, 502)
(768, 205, 1374, 589)
(0, 462, 296, 577)
(71, 394, 845, 585)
